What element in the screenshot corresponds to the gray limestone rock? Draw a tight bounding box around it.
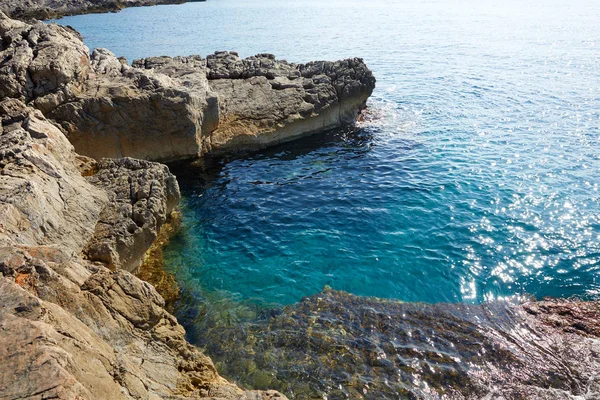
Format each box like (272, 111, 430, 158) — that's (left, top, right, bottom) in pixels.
(0, 98, 106, 251)
(0, 12, 90, 104)
(204, 52, 376, 154)
(49, 48, 217, 162)
(84, 157, 181, 273)
(0, 13, 376, 162)
(51, 49, 375, 161)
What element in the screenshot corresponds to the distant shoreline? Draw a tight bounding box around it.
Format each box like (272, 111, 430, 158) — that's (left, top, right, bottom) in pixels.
(0, 0, 204, 21)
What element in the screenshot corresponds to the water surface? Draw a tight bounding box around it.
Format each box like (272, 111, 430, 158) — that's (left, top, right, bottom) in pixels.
(55, 0, 600, 396)
(56, 0, 600, 304)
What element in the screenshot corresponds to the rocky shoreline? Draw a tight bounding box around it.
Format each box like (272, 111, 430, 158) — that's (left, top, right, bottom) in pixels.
(0, 10, 373, 399)
(0, 0, 204, 21)
(0, 8, 599, 400)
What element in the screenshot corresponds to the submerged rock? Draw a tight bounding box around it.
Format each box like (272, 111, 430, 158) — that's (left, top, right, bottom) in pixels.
(180, 287, 600, 399)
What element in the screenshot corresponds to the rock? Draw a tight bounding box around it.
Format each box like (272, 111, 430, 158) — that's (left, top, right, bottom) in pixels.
(0, 98, 287, 400)
(204, 51, 375, 154)
(0, 0, 205, 21)
(50, 49, 218, 162)
(0, 98, 106, 251)
(49, 49, 375, 161)
(0, 11, 90, 104)
(84, 157, 181, 273)
(192, 287, 600, 399)
(0, 13, 375, 162)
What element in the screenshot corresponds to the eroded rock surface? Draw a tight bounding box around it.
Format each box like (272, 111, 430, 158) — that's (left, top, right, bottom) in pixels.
(49, 49, 218, 162)
(0, 12, 376, 162)
(0, 12, 89, 103)
(0, 98, 105, 251)
(50, 49, 375, 161)
(84, 157, 181, 272)
(203, 51, 376, 153)
(0, 99, 286, 400)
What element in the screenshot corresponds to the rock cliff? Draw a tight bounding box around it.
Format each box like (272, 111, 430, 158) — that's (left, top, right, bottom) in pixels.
(50, 50, 375, 161)
(0, 99, 286, 399)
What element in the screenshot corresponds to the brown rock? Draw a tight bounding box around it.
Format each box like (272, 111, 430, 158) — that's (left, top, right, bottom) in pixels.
(0, 98, 287, 400)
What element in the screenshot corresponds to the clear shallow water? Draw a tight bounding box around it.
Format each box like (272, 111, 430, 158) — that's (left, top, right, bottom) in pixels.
(55, 0, 600, 305)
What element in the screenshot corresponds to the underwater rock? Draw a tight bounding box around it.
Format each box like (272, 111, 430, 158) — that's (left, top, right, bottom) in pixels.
(183, 287, 600, 399)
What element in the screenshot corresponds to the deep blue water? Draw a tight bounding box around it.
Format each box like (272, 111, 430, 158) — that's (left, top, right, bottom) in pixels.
(55, 0, 600, 306)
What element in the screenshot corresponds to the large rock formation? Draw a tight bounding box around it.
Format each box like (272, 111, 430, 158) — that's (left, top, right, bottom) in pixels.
(0, 0, 203, 20)
(0, 99, 286, 399)
(49, 49, 219, 162)
(0, 11, 372, 399)
(48, 50, 375, 161)
(0, 13, 90, 103)
(0, 11, 376, 162)
(142, 51, 376, 154)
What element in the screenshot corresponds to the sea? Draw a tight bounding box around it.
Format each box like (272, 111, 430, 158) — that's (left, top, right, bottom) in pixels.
(53, 0, 600, 397)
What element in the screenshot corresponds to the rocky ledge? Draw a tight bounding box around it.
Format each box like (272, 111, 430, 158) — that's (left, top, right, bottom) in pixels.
(0, 12, 376, 161)
(0, 0, 204, 21)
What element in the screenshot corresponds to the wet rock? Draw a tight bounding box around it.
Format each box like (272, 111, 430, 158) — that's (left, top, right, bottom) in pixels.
(184, 287, 600, 399)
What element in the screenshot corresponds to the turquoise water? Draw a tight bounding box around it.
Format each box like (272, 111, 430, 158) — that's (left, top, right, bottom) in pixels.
(54, 1, 600, 396)
(60, 0, 600, 304)
(54, 0, 600, 306)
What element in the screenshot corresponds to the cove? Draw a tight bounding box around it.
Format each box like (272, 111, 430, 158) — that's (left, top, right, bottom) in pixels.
(51, 0, 600, 397)
(54, 0, 600, 306)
